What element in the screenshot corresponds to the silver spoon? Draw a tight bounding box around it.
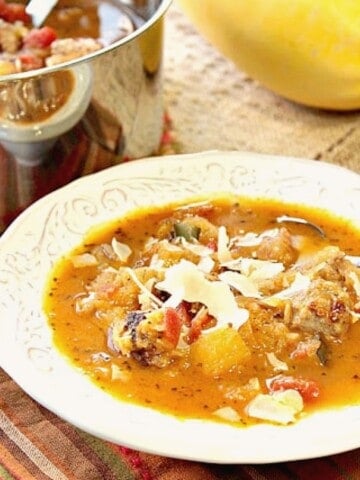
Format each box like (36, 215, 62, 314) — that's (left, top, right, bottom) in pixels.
(276, 215, 326, 237)
(276, 215, 360, 266)
(26, 0, 58, 27)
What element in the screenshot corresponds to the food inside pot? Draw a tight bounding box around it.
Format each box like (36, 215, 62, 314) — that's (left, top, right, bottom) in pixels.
(0, 0, 138, 75)
(0, 69, 74, 122)
(43, 195, 360, 426)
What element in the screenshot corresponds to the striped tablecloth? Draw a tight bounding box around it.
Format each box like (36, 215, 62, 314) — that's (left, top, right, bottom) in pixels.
(2, 2, 360, 479)
(0, 367, 359, 479)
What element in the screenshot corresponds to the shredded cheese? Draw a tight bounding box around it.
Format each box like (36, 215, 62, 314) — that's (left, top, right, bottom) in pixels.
(156, 259, 249, 328)
(266, 352, 289, 372)
(197, 256, 215, 273)
(138, 278, 158, 310)
(230, 228, 280, 247)
(218, 270, 261, 298)
(179, 237, 214, 257)
(213, 406, 241, 422)
(149, 254, 164, 270)
(71, 253, 98, 268)
(111, 238, 132, 262)
(246, 389, 304, 425)
(269, 272, 310, 300)
(217, 226, 232, 263)
(222, 257, 284, 279)
(349, 271, 360, 297)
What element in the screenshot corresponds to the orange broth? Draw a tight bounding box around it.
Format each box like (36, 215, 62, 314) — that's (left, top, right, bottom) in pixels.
(43, 196, 360, 426)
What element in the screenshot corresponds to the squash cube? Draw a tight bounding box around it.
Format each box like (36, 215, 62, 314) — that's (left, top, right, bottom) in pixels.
(191, 326, 251, 376)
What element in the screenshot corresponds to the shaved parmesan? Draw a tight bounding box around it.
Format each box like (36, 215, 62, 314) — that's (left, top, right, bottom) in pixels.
(349, 271, 360, 297)
(266, 352, 289, 372)
(218, 271, 261, 298)
(246, 377, 261, 391)
(240, 258, 284, 280)
(217, 226, 232, 263)
(149, 254, 164, 269)
(246, 389, 303, 425)
(222, 257, 284, 281)
(111, 238, 132, 262)
(111, 364, 131, 382)
(71, 253, 98, 268)
(218, 258, 285, 298)
(231, 228, 280, 247)
(269, 272, 310, 300)
(160, 239, 182, 252)
(346, 255, 360, 267)
(138, 278, 157, 310)
(179, 237, 214, 257)
(350, 311, 360, 324)
(144, 236, 157, 250)
(75, 292, 96, 313)
(213, 406, 241, 422)
(197, 256, 215, 273)
(156, 259, 249, 328)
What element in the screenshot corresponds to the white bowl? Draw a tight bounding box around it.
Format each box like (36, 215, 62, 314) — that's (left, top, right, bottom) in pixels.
(0, 150, 359, 464)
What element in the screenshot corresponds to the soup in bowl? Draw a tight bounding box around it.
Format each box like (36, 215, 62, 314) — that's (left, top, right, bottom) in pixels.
(0, 151, 359, 463)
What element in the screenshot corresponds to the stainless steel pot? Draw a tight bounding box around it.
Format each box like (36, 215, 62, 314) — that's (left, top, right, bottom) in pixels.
(0, 0, 172, 232)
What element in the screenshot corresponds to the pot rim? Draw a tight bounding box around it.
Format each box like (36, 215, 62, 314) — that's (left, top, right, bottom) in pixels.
(0, 0, 173, 83)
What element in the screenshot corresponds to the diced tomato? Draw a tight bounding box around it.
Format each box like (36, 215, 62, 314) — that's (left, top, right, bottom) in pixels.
(175, 301, 192, 327)
(163, 307, 182, 347)
(188, 309, 214, 344)
(0, 1, 31, 23)
(23, 26, 58, 49)
(18, 53, 44, 72)
(268, 375, 320, 402)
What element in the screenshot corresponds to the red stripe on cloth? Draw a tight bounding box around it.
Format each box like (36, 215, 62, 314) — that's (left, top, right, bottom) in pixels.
(111, 445, 224, 480)
(109, 444, 154, 480)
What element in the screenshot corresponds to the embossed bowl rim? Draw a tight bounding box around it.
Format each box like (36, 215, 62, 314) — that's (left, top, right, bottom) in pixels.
(0, 150, 360, 464)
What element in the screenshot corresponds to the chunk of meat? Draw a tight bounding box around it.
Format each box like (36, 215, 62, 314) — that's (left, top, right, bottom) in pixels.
(0, 20, 24, 53)
(75, 266, 163, 314)
(238, 298, 299, 354)
(290, 278, 353, 341)
(299, 246, 360, 298)
(258, 246, 360, 342)
(46, 37, 102, 66)
(297, 246, 346, 282)
(282, 246, 360, 341)
(256, 227, 297, 267)
(109, 308, 184, 367)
